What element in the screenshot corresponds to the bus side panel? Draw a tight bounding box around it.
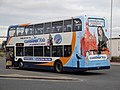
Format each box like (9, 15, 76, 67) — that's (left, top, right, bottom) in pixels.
(64, 16, 85, 68)
(35, 32, 76, 67)
(64, 31, 85, 68)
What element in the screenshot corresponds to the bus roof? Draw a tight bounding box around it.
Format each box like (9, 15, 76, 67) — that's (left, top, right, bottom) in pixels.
(8, 15, 106, 27)
(9, 25, 18, 28)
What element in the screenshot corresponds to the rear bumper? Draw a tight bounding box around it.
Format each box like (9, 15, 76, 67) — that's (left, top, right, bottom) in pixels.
(63, 66, 110, 72)
(82, 66, 110, 70)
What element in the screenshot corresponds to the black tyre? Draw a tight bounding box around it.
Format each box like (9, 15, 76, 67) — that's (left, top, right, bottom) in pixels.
(54, 61, 63, 73)
(18, 61, 24, 69)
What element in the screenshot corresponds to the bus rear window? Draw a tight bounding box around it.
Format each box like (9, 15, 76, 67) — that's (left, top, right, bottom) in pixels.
(88, 18, 105, 27)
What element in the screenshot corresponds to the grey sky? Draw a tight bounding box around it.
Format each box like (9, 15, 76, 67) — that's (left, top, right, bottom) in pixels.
(0, 0, 120, 37)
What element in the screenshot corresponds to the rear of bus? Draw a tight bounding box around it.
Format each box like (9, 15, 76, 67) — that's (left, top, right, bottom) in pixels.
(79, 16, 110, 70)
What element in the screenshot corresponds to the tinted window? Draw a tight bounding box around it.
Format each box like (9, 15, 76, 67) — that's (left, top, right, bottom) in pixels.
(25, 47, 33, 56)
(34, 24, 44, 35)
(34, 46, 43, 56)
(17, 27, 25, 36)
(44, 23, 51, 34)
(73, 19, 82, 31)
(9, 27, 16, 36)
(52, 46, 63, 57)
(64, 45, 72, 57)
(25, 25, 33, 35)
(44, 46, 50, 57)
(64, 20, 72, 32)
(52, 21, 63, 33)
(16, 47, 24, 56)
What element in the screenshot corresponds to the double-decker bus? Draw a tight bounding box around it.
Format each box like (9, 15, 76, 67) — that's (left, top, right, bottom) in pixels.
(6, 15, 110, 72)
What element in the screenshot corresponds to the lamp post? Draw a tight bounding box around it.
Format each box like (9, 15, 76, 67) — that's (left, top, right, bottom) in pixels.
(110, 0, 113, 38)
(110, 0, 113, 60)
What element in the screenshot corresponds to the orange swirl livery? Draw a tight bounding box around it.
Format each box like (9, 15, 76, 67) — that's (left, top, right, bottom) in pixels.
(6, 36, 12, 45)
(36, 32, 76, 66)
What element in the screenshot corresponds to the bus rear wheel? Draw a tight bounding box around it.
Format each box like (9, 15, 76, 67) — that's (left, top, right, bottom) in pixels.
(54, 60, 63, 73)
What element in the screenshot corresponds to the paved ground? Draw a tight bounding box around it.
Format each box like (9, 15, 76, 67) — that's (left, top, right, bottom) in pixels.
(0, 56, 119, 79)
(0, 56, 120, 90)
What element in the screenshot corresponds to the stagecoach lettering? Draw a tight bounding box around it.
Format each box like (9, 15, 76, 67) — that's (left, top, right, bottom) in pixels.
(24, 38, 45, 43)
(89, 55, 107, 60)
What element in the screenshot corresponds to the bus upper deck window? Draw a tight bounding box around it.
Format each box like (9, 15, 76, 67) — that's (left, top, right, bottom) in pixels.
(73, 19, 82, 31)
(34, 24, 44, 35)
(64, 20, 72, 32)
(9, 27, 16, 37)
(44, 23, 51, 34)
(52, 21, 63, 33)
(17, 27, 25, 36)
(25, 25, 33, 35)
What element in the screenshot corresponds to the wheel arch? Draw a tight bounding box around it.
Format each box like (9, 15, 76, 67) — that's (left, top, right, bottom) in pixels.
(18, 58, 23, 62)
(54, 59, 63, 67)
(54, 59, 63, 73)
